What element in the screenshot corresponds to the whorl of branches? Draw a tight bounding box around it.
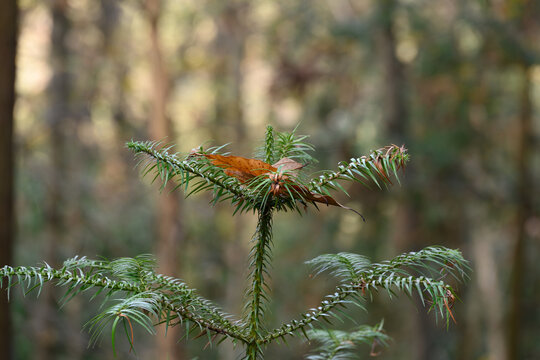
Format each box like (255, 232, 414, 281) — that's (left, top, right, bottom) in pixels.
(126, 126, 409, 216)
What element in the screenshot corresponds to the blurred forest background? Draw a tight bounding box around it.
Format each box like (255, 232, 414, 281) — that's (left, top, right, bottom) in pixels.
(1, 0, 539, 359)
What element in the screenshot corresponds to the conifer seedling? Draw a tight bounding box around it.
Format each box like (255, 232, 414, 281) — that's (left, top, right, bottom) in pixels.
(1, 126, 468, 359)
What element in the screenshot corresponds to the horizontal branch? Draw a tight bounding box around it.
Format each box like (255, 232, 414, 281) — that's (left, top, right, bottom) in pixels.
(1, 264, 248, 343)
(263, 246, 467, 343)
(260, 283, 360, 345)
(1, 264, 144, 296)
(263, 274, 456, 344)
(308, 145, 409, 194)
(127, 141, 257, 205)
(148, 272, 246, 337)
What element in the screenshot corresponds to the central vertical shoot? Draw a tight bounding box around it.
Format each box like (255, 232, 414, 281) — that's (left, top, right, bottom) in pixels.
(245, 204, 273, 359)
(245, 125, 275, 359)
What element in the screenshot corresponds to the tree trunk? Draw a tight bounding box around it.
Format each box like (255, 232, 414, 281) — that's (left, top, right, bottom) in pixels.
(507, 65, 533, 360)
(144, 1, 184, 358)
(379, 0, 407, 140)
(210, 4, 249, 359)
(377, 2, 431, 359)
(0, 1, 18, 359)
(212, 2, 247, 142)
(34, 2, 71, 359)
(472, 224, 507, 360)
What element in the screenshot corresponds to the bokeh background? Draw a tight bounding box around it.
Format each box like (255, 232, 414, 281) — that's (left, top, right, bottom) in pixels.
(1, 0, 539, 359)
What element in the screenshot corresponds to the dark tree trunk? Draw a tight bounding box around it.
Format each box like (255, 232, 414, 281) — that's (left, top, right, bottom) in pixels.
(0, 1, 18, 359)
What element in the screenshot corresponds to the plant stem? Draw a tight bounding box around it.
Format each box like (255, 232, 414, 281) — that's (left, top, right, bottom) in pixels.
(245, 204, 273, 359)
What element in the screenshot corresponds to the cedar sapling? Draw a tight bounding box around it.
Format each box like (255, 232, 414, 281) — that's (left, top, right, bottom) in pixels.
(1, 126, 469, 359)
